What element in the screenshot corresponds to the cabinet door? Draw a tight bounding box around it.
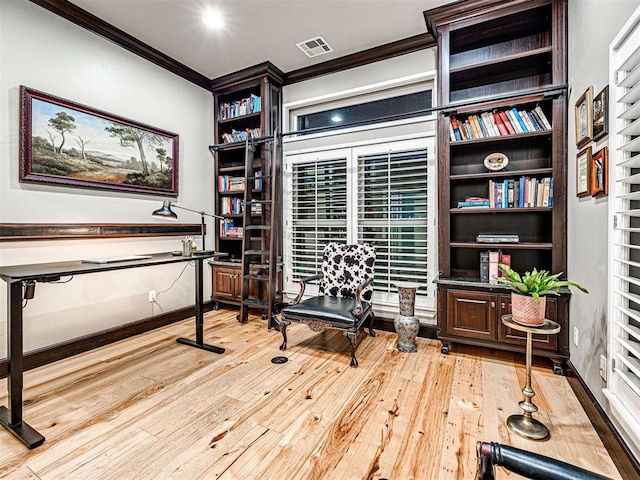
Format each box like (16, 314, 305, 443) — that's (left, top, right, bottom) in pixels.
(212, 266, 240, 300)
(446, 289, 497, 340)
(498, 295, 558, 350)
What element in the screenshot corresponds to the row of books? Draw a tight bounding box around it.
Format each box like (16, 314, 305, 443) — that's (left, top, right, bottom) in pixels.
(219, 197, 263, 215)
(218, 94, 261, 120)
(220, 219, 243, 239)
(220, 127, 262, 144)
(456, 177, 553, 209)
(220, 197, 243, 215)
(480, 250, 511, 284)
(489, 177, 553, 208)
(449, 105, 551, 142)
(218, 171, 262, 193)
(218, 175, 245, 192)
(486, 177, 553, 209)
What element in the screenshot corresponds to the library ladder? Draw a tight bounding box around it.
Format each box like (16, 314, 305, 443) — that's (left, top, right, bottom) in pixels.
(237, 130, 282, 327)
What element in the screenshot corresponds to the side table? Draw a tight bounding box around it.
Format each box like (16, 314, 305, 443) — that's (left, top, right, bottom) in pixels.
(501, 315, 561, 441)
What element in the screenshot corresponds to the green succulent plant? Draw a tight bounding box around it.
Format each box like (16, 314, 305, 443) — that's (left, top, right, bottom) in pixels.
(495, 264, 589, 302)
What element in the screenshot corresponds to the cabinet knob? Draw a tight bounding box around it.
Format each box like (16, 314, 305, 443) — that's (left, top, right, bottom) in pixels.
(491, 301, 496, 308)
(501, 302, 506, 309)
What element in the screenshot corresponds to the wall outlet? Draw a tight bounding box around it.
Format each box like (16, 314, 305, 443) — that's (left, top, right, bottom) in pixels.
(148, 290, 157, 303)
(600, 355, 607, 381)
(573, 326, 579, 347)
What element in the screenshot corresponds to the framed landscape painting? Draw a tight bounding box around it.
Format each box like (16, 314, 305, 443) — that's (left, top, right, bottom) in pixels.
(20, 86, 179, 196)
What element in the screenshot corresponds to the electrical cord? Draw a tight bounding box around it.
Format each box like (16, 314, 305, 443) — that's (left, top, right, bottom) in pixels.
(151, 261, 194, 311)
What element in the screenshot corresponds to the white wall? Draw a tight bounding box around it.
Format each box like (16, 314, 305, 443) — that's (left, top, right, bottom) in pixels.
(0, 0, 214, 355)
(568, 0, 639, 407)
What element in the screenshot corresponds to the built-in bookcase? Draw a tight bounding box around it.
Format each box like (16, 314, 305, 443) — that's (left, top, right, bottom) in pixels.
(209, 63, 283, 308)
(424, 0, 570, 373)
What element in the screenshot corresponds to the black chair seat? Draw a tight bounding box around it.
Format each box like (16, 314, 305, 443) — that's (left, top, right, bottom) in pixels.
(281, 296, 372, 329)
(277, 242, 376, 367)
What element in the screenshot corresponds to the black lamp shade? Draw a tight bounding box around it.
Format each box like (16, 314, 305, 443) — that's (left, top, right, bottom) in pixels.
(152, 200, 178, 219)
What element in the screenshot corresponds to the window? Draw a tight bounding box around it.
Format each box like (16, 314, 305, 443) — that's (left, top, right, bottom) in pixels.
(289, 155, 348, 280)
(357, 148, 429, 290)
(284, 138, 434, 314)
(607, 8, 640, 453)
(296, 90, 433, 134)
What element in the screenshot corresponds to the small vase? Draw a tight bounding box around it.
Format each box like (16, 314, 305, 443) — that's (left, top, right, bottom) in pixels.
(511, 292, 546, 326)
(394, 282, 421, 352)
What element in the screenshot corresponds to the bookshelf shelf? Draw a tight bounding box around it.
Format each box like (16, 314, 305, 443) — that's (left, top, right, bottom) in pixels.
(425, 0, 570, 373)
(450, 242, 553, 249)
(450, 207, 552, 214)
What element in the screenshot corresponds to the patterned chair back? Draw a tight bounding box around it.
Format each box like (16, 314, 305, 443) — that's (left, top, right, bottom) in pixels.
(319, 243, 376, 302)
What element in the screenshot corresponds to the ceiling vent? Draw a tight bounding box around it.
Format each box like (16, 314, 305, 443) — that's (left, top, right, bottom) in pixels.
(296, 36, 333, 58)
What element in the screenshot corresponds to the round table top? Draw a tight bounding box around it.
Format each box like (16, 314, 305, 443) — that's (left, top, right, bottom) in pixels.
(501, 314, 561, 335)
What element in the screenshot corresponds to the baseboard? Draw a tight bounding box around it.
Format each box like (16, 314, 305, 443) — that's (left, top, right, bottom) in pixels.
(0, 301, 213, 379)
(565, 360, 640, 480)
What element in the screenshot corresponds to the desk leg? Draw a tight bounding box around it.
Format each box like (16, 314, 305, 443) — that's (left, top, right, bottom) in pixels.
(0, 281, 45, 449)
(176, 258, 225, 354)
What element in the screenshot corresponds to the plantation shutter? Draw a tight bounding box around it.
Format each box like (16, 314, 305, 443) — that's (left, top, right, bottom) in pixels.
(356, 147, 429, 295)
(289, 155, 348, 281)
(606, 9, 640, 449)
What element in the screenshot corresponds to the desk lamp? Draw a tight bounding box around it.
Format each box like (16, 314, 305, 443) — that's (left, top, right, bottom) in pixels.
(152, 200, 224, 252)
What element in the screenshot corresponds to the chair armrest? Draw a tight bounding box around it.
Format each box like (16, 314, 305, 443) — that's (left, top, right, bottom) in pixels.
(475, 441, 613, 480)
(352, 276, 374, 317)
(291, 273, 324, 305)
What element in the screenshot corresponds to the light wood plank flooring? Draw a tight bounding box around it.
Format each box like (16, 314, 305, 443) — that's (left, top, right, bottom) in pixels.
(0, 309, 622, 479)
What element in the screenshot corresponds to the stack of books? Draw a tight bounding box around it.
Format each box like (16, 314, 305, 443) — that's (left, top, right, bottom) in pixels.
(449, 105, 551, 142)
(457, 196, 490, 208)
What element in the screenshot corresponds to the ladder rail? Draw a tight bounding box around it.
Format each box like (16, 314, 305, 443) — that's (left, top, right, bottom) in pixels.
(238, 131, 282, 325)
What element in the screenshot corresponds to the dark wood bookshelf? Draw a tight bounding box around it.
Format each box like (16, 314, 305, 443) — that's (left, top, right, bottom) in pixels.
(210, 63, 283, 309)
(425, 0, 570, 374)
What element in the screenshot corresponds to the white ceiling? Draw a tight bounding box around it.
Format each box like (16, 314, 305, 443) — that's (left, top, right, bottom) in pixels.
(68, 0, 452, 80)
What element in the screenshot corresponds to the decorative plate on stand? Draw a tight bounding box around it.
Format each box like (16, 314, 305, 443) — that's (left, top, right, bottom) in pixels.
(484, 152, 509, 171)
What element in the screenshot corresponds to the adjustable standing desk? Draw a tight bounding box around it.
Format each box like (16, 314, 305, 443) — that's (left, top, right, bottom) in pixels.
(0, 251, 227, 449)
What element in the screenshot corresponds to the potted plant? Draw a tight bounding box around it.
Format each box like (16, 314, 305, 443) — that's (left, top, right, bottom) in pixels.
(495, 265, 588, 326)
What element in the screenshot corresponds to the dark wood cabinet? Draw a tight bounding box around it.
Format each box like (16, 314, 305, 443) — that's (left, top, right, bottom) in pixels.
(210, 263, 261, 307)
(209, 63, 283, 307)
(438, 280, 569, 374)
(425, 0, 570, 372)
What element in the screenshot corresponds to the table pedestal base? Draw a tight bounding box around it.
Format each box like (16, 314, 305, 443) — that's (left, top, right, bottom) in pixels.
(176, 337, 225, 354)
(0, 406, 45, 449)
(507, 413, 550, 441)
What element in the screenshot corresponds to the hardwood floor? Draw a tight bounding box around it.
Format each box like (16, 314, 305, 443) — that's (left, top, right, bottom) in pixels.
(0, 309, 623, 479)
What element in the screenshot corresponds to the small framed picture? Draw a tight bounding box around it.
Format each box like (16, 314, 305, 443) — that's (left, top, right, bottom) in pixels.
(593, 86, 609, 141)
(576, 146, 592, 197)
(591, 147, 608, 197)
(575, 86, 594, 148)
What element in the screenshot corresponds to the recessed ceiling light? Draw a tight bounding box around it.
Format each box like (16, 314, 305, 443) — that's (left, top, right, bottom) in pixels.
(331, 114, 343, 123)
(202, 8, 225, 29)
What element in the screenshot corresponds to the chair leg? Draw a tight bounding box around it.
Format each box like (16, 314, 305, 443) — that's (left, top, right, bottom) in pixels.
(279, 318, 290, 351)
(345, 331, 358, 367)
(368, 312, 376, 337)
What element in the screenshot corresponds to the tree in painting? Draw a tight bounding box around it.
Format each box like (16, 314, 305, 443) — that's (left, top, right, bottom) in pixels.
(47, 111, 76, 153)
(105, 123, 165, 176)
